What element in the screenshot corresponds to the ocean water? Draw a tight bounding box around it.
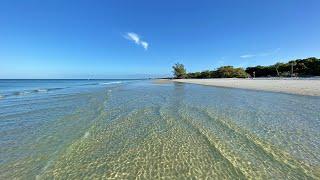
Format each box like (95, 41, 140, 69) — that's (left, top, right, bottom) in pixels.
(0, 80, 319, 179)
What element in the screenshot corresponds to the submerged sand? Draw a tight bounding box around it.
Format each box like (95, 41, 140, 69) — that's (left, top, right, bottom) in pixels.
(171, 78, 320, 96)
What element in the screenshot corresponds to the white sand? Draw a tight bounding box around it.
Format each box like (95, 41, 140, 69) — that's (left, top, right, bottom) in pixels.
(172, 78, 320, 96)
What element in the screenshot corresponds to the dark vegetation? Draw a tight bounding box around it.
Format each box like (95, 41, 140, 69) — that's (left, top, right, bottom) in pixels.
(172, 63, 187, 79)
(246, 57, 320, 77)
(172, 57, 320, 79)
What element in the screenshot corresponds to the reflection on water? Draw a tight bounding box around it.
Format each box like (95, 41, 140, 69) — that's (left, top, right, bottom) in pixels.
(0, 80, 319, 179)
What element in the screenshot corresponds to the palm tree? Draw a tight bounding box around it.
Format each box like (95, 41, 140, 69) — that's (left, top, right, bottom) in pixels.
(289, 61, 297, 77)
(274, 62, 282, 77)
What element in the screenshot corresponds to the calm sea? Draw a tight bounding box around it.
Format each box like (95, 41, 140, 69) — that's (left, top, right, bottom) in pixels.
(0, 79, 319, 179)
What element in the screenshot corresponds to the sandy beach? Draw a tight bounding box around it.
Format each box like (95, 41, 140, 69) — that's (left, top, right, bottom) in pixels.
(171, 78, 320, 96)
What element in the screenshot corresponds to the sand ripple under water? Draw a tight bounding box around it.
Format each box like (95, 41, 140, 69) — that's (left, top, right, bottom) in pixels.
(0, 81, 319, 179)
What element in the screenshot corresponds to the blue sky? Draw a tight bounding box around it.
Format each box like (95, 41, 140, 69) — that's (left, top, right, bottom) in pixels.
(0, 0, 319, 78)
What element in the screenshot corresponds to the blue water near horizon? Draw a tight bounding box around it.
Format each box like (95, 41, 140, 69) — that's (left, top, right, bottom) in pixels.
(0, 79, 137, 99)
(0, 79, 319, 179)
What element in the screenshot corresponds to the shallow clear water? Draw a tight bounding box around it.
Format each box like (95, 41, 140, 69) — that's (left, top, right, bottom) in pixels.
(0, 80, 319, 179)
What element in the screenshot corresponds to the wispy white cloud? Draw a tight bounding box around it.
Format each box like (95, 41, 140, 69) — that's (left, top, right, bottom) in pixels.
(240, 54, 256, 58)
(140, 41, 148, 50)
(124, 32, 149, 50)
(240, 48, 280, 59)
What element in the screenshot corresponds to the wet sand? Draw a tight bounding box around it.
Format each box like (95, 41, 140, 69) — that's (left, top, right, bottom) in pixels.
(171, 78, 320, 96)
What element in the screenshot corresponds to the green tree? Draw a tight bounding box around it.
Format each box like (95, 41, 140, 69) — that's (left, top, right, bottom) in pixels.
(216, 66, 234, 78)
(233, 68, 248, 78)
(187, 72, 201, 78)
(200, 70, 211, 78)
(172, 63, 187, 79)
(216, 66, 247, 78)
(289, 61, 297, 77)
(274, 62, 283, 77)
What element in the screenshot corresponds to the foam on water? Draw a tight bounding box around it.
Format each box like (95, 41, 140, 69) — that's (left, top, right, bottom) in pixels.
(35, 89, 48, 93)
(100, 81, 123, 85)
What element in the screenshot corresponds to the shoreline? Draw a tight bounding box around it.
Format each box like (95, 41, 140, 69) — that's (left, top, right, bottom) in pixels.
(170, 78, 320, 96)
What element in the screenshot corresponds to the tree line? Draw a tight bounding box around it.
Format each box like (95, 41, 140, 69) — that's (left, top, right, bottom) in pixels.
(172, 57, 320, 79)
